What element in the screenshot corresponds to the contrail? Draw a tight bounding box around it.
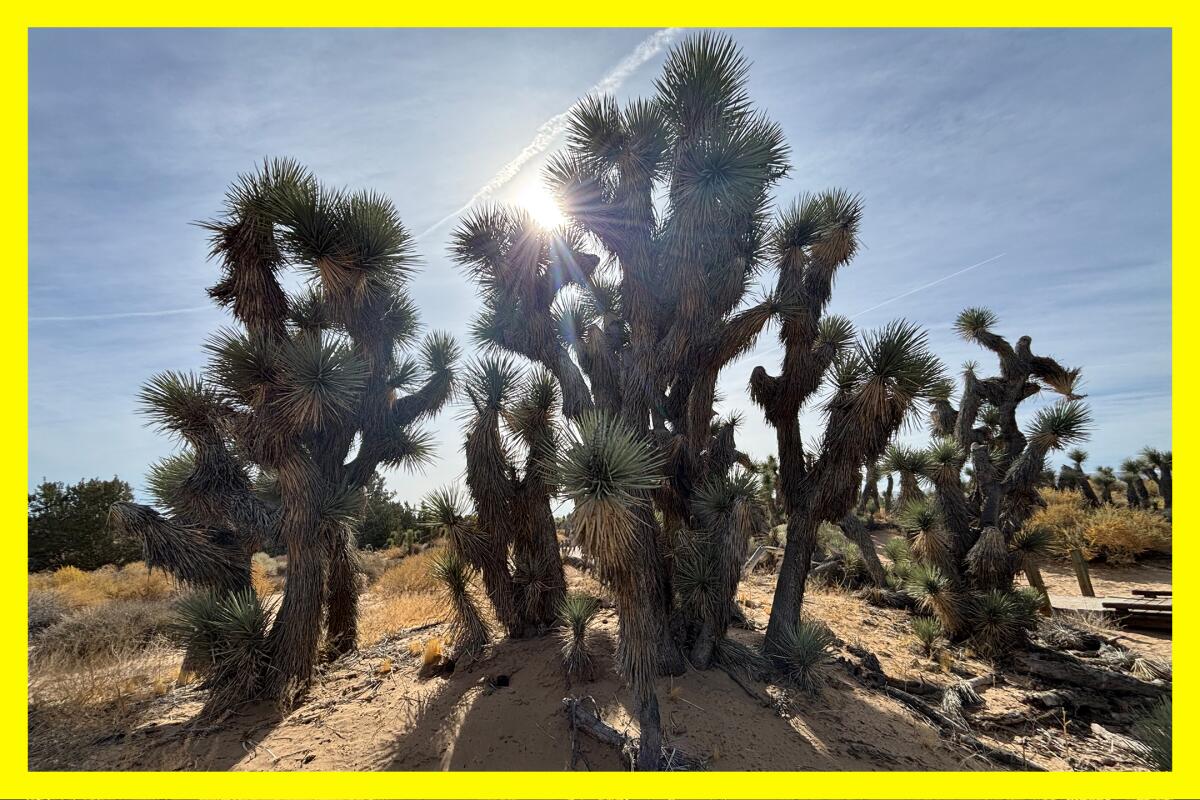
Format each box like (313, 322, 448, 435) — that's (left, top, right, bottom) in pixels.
(412, 27, 682, 241)
(30, 305, 211, 322)
(849, 252, 1005, 319)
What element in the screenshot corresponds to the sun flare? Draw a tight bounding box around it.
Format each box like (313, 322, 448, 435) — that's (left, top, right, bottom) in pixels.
(515, 184, 566, 230)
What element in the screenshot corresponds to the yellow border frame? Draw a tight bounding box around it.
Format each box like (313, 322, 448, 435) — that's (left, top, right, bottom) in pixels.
(6, 6, 1190, 797)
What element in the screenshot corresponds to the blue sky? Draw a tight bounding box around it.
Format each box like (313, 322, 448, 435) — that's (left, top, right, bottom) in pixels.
(29, 28, 1171, 502)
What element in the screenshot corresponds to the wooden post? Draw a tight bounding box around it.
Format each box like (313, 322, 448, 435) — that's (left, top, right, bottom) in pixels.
(1024, 565, 1053, 616)
(1070, 548, 1095, 597)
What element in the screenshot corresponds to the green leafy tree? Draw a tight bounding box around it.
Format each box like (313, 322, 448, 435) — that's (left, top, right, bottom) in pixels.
(28, 477, 138, 571)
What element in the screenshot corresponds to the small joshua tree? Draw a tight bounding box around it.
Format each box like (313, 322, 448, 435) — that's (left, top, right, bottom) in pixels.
(1065, 448, 1101, 507)
(431, 547, 491, 661)
(1139, 447, 1172, 511)
(109, 160, 458, 710)
(1092, 466, 1119, 505)
(557, 591, 602, 684)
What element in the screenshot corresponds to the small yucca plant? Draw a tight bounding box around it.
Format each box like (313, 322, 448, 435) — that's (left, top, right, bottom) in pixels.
(911, 615, 944, 657)
(905, 563, 961, 634)
(171, 588, 268, 714)
(1132, 697, 1171, 770)
(883, 535, 912, 566)
(556, 591, 601, 683)
(769, 618, 836, 693)
(431, 548, 490, 660)
(967, 590, 1025, 659)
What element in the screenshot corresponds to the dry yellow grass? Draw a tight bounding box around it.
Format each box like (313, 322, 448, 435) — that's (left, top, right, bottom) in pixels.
(1030, 488, 1171, 564)
(250, 560, 275, 598)
(358, 592, 445, 647)
(372, 546, 442, 596)
(29, 562, 178, 609)
(1082, 506, 1172, 565)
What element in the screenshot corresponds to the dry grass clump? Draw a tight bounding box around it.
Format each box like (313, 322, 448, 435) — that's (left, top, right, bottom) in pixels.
(1029, 489, 1171, 564)
(28, 589, 70, 635)
(1027, 490, 1091, 550)
(358, 592, 446, 647)
(32, 599, 176, 666)
(250, 560, 275, 599)
(1080, 506, 1171, 564)
(29, 562, 179, 609)
(372, 545, 443, 596)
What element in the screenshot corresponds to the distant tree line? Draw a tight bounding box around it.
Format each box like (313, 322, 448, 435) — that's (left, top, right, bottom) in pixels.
(28, 473, 430, 571)
(28, 477, 139, 571)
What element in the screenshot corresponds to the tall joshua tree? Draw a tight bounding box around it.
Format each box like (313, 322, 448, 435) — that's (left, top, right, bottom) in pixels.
(110, 160, 457, 709)
(452, 34, 792, 769)
(752, 317, 947, 655)
(458, 356, 566, 636)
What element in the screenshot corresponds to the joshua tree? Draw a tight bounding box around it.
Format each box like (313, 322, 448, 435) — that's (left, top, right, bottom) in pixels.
(109, 160, 458, 709)
(1120, 458, 1151, 508)
(457, 357, 567, 636)
(906, 309, 1090, 606)
(757, 455, 785, 527)
(1092, 466, 1119, 505)
(1066, 448, 1101, 507)
(1139, 447, 1172, 511)
(855, 459, 883, 516)
(753, 320, 946, 657)
(453, 34, 801, 768)
(882, 443, 930, 513)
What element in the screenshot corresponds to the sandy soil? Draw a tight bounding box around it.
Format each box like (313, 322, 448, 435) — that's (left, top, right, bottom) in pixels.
(29, 553, 1170, 772)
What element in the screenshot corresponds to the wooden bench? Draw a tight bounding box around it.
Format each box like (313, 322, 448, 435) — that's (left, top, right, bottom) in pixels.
(1101, 596, 1172, 631)
(1131, 589, 1172, 599)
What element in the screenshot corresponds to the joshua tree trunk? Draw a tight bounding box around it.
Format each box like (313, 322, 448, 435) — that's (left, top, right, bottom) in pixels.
(840, 512, 886, 586)
(265, 537, 328, 704)
(883, 473, 894, 512)
(323, 532, 359, 658)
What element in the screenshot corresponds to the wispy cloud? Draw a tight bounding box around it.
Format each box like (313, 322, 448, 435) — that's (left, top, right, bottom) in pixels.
(412, 27, 682, 241)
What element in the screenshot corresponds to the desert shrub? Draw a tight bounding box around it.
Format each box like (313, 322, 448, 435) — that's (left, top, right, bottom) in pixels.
(251, 551, 281, 576)
(905, 563, 961, 634)
(1027, 489, 1091, 551)
(556, 591, 601, 682)
(170, 588, 268, 712)
(768, 618, 835, 693)
(28, 589, 69, 635)
(356, 549, 391, 585)
(431, 548, 490, 659)
(374, 548, 441, 596)
(29, 562, 177, 609)
(911, 615, 944, 657)
(1080, 507, 1171, 565)
(1132, 697, 1171, 770)
(249, 560, 275, 599)
(967, 590, 1029, 659)
(33, 599, 175, 665)
(107, 562, 177, 601)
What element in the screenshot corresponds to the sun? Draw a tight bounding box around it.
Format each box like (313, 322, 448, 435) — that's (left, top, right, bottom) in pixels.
(515, 184, 566, 229)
